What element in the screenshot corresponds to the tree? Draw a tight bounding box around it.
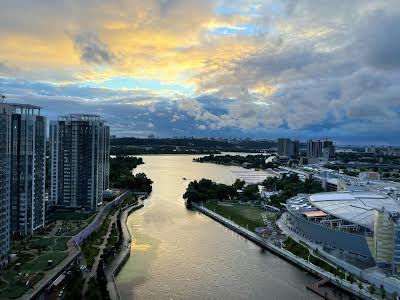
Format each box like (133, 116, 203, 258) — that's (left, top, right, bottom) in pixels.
(347, 274, 355, 284)
(64, 266, 84, 299)
(233, 179, 245, 190)
(242, 184, 259, 200)
(369, 285, 376, 295)
(380, 286, 386, 299)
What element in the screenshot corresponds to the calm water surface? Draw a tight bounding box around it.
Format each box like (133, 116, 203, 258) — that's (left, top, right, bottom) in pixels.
(116, 155, 320, 300)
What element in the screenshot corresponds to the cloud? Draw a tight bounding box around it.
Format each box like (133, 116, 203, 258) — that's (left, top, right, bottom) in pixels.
(356, 11, 400, 69)
(1, 0, 400, 144)
(74, 32, 114, 65)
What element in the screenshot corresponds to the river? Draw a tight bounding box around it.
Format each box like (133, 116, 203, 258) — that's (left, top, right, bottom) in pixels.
(116, 155, 321, 300)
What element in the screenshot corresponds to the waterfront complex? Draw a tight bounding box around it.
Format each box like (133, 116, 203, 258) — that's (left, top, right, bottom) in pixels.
(49, 114, 110, 210)
(286, 191, 400, 276)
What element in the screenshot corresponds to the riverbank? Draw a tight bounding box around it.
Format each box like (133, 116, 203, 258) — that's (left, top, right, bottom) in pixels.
(106, 198, 145, 300)
(192, 202, 377, 300)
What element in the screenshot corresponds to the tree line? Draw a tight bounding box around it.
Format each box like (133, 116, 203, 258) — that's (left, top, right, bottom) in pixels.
(183, 174, 324, 208)
(110, 156, 153, 194)
(195, 154, 278, 169)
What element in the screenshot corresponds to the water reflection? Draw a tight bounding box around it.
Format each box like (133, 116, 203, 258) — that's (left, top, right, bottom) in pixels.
(116, 155, 321, 300)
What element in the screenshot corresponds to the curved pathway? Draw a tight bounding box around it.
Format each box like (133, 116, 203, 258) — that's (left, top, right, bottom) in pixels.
(105, 199, 144, 300)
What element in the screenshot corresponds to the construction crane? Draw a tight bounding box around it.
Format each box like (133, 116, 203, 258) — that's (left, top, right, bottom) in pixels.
(0, 94, 5, 103)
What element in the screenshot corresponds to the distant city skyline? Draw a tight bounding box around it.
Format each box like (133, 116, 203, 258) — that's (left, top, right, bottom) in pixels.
(1, 1, 400, 144)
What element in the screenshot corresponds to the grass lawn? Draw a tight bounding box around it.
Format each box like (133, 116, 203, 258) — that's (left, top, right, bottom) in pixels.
(0, 272, 45, 299)
(49, 211, 95, 221)
(53, 237, 70, 251)
(23, 252, 68, 272)
(15, 253, 35, 264)
(0, 279, 7, 290)
(29, 237, 55, 249)
(204, 203, 267, 231)
(0, 285, 28, 299)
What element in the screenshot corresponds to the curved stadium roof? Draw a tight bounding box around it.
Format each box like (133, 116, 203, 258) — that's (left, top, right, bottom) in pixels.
(309, 192, 400, 230)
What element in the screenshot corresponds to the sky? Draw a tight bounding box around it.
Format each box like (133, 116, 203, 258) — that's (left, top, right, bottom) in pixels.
(0, 0, 400, 145)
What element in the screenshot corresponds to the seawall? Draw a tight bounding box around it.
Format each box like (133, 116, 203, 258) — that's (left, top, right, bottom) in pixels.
(192, 202, 376, 300)
(107, 200, 145, 300)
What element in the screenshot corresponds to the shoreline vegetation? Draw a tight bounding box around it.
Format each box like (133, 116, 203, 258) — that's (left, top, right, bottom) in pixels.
(194, 154, 278, 169)
(81, 194, 140, 300)
(183, 174, 323, 209)
(110, 156, 153, 194)
(79, 156, 153, 299)
(111, 147, 221, 155)
(110, 137, 277, 156)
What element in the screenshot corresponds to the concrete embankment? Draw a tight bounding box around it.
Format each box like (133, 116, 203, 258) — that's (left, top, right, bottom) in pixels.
(192, 203, 376, 300)
(106, 200, 145, 300)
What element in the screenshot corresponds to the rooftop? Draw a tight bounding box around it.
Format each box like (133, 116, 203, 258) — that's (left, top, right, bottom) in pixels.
(58, 113, 104, 122)
(309, 191, 400, 229)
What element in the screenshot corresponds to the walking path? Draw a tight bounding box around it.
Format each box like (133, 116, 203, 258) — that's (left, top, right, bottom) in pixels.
(105, 199, 144, 300)
(82, 209, 119, 295)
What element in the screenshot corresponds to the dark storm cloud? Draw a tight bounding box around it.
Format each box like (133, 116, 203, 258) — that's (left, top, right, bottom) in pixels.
(356, 11, 400, 70)
(74, 32, 114, 65)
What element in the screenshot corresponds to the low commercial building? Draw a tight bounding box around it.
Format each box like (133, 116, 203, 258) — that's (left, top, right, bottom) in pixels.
(359, 171, 381, 181)
(286, 191, 400, 276)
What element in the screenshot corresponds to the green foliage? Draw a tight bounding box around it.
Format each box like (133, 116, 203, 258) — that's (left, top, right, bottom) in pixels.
(263, 174, 323, 207)
(183, 178, 261, 205)
(284, 237, 341, 276)
(48, 211, 95, 221)
(242, 184, 259, 200)
(195, 154, 277, 169)
(81, 216, 112, 268)
(347, 274, 355, 284)
(109, 156, 153, 193)
(369, 285, 376, 295)
(64, 266, 84, 300)
(109, 156, 143, 187)
(84, 277, 102, 300)
(23, 252, 68, 272)
(381, 286, 386, 299)
(110, 155, 143, 185)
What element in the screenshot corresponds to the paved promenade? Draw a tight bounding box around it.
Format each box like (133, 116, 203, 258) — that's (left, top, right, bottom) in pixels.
(25, 191, 131, 300)
(106, 200, 144, 300)
(193, 203, 378, 300)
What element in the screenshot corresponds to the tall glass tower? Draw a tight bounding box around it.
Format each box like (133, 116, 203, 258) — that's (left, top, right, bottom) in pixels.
(0, 103, 46, 240)
(49, 114, 110, 210)
(9, 104, 46, 236)
(0, 104, 12, 264)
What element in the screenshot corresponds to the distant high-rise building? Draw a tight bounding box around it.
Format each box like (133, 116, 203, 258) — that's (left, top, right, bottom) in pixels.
(307, 140, 323, 159)
(292, 140, 300, 159)
(365, 146, 376, 154)
(322, 140, 335, 161)
(5, 104, 46, 236)
(49, 114, 110, 210)
(277, 138, 299, 159)
(277, 138, 292, 157)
